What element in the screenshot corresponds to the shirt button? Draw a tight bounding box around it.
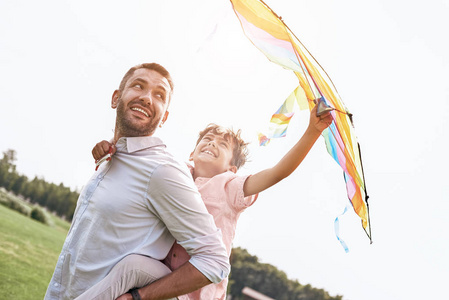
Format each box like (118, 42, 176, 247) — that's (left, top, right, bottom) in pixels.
(54, 283, 59, 287)
(173, 253, 177, 258)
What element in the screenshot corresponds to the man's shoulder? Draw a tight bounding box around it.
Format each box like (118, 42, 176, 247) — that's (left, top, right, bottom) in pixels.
(152, 156, 191, 179)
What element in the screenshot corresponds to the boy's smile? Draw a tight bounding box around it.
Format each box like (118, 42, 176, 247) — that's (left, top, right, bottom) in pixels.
(191, 133, 237, 179)
(201, 149, 216, 157)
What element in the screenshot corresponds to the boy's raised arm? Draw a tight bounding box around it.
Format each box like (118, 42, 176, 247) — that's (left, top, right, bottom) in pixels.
(243, 105, 332, 197)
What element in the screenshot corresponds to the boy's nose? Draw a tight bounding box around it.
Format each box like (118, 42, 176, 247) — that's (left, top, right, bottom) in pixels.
(208, 141, 216, 147)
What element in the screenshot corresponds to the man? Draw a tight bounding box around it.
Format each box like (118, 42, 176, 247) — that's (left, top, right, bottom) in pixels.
(45, 63, 230, 300)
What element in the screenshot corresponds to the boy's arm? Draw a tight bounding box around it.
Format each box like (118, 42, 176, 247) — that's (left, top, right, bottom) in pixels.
(117, 262, 211, 300)
(243, 105, 332, 197)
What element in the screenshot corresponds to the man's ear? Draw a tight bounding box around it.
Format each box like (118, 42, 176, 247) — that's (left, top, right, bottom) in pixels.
(160, 111, 169, 127)
(111, 90, 120, 109)
(228, 166, 237, 173)
(189, 151, 194, 161)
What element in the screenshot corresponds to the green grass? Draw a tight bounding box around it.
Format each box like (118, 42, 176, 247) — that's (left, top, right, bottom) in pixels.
(0, 204, 69, 299)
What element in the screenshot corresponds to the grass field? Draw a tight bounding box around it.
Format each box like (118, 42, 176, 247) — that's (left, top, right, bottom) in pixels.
(0, 204, 69, 299)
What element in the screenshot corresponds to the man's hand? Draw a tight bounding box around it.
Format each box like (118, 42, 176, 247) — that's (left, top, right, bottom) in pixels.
(137, 262, 211, 300)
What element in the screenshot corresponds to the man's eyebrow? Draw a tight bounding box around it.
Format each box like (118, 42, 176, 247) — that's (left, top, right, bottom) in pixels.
(129, 78, 148, 85)
(128, 77, 170, 93)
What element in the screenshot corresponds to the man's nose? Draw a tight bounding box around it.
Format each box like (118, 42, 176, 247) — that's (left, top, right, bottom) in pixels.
(139, 92, 152, 106)
(208, 141, 216, 147)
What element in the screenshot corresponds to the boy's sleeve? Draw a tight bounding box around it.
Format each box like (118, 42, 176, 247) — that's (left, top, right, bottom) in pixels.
(226, 174, 258, 211)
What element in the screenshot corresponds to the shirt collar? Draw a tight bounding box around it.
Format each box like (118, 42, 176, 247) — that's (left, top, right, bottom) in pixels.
(116, 136, 165, 153)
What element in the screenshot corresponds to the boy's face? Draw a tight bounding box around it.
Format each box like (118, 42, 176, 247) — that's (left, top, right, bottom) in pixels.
(190, 132, 237, 176)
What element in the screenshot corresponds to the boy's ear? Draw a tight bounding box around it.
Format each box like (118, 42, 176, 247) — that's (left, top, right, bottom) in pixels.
(111, 90, 120, 109)
(228, 166, 237, 174)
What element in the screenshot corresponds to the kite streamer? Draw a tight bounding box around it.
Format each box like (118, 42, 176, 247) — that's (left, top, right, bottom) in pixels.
(258, 86, 308, 145)
(229, 0, 372, 244)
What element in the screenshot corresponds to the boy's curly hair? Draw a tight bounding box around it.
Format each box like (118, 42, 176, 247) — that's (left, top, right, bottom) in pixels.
(195, 124, 249, 170)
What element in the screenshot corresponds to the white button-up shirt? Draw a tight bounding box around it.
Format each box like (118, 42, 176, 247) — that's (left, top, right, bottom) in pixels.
(45, 136, 230, 300)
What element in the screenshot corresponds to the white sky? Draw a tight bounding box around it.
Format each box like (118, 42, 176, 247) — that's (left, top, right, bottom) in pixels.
(1, 0, 448, 299)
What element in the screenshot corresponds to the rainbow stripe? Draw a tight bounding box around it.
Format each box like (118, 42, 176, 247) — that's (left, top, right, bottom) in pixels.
(230, 0, 371, 242)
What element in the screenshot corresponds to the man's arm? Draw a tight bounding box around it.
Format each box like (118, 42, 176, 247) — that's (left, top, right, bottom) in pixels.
(117, 262, 211, 300)
(243, 105, 333, 197)
(137, 163, 229, 299)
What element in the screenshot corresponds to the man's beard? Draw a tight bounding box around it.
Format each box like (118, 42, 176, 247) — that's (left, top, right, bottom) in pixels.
(115, 99, 158, 137)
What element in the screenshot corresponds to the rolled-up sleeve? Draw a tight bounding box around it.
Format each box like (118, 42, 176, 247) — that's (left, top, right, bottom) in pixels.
(146, 164, 230, 283)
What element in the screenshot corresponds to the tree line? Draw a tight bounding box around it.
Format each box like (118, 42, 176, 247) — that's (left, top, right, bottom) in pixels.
(0, 149, 78, 220)
(229, 247, 342, 300)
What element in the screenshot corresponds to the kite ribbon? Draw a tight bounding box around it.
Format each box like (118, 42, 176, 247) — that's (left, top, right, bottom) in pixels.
(258, 86, 308, 145)
(334, 205, 350, 253)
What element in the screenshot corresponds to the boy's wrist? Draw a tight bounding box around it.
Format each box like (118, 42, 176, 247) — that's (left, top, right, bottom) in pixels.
(306, 125, 322, 138)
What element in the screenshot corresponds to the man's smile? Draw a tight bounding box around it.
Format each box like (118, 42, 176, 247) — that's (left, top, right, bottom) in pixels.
(130, 107, 149, 117)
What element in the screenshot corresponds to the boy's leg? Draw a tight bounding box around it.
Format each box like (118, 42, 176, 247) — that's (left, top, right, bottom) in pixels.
(75, 254, 174, 300)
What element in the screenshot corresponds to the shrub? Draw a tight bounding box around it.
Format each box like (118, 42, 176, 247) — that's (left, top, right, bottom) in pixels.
(30, 207, 48, 224)
(9, 198, 31, 216)
(0, 188, 31, 216)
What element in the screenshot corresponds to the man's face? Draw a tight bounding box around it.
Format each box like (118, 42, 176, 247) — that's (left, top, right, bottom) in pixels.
(112, 68, 171, 138)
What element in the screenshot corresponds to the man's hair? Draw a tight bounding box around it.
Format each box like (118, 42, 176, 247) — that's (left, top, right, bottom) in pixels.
(118, 63, 174, 102)
(195, 124, 249, 170)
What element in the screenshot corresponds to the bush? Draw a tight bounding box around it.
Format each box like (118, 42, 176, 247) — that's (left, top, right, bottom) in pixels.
(30, 207, 48, 224)
(9, 198, 31, 216)
(0, 188, 31, 216)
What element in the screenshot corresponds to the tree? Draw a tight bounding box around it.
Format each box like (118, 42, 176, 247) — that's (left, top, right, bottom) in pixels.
(0, 149, 18, 189)
(10, 174, 28, 195)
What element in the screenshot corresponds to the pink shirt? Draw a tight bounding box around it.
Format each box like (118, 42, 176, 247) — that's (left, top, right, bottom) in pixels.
(163, 166, 258, 299)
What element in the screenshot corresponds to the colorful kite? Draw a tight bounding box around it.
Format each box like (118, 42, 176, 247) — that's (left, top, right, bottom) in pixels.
(229, 0, 372, 246)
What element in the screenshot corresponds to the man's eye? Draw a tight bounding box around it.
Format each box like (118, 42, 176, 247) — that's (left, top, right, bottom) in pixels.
(133, 84, 143, 89)
(154, 92, 165, 100)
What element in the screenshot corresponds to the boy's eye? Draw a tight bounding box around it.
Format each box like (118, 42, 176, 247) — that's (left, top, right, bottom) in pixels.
(133, 84, 143, 89)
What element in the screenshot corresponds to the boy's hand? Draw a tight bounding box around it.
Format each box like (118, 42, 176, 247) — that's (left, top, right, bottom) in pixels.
(309, 105, 333, 134)
(92, 140, 114, 160)
(92, 140, 116, 170)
